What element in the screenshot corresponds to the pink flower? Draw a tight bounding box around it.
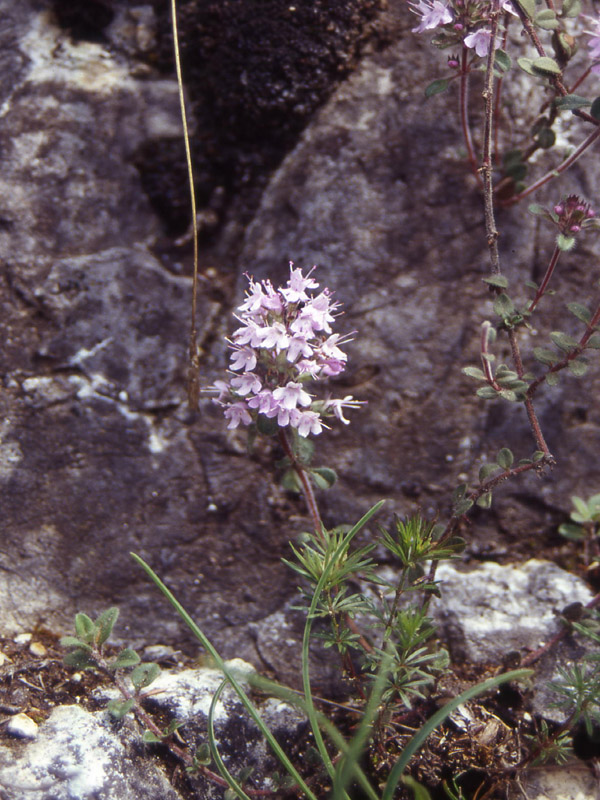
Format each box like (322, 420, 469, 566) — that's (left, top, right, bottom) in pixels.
(224, 402, 252, 429)
(281, 263, 319, 303)
(257, 321, 290, 351)
(464, 28, 492, 58)
(290, 409, 324, 438)
(272, 381, 312, 409)
(230, 373, 262, 396)
(247, 389, 276, 414)
(229, 346, 257, 371)
(324, 396, 364, 425)
(410, 0, 453, 33)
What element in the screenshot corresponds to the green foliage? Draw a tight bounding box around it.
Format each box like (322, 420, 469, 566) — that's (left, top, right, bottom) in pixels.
(549, 662, 600, 735)
(425, 79, 449, 98)
(526, 719, 573, 766)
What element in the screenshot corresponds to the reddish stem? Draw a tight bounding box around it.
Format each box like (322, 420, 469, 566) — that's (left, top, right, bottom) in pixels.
(528, 245, 561, 313)
(460, 47, 483, 187)
(504, 125, 600, 207)
(278, 429, 323, 541)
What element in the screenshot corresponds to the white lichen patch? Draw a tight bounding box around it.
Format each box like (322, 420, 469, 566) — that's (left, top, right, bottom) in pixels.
(20, 11, 134, 95)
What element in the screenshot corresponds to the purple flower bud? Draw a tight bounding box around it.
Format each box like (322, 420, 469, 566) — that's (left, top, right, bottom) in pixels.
(570, 224, 581, 233)
(554, 205, 564, 216)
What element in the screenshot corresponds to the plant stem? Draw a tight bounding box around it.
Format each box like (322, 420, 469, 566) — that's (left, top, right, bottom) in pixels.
(278, 429, 323, 541)
(460, 47, 482, 186)
(504, 124, 600, 207)
(481, 3, 501, 272)
(528, 244, 561, 312)
(527, 298, 600, 397)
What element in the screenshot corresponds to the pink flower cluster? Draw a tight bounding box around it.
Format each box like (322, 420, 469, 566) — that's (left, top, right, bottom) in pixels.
(409, 0, 516, 57)
(212, 264, 362, 437)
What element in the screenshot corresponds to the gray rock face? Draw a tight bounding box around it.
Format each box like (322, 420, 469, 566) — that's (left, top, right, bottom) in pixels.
(431, 559, 593, 664)
(0, 704, 182, 800)
(0, 661, 307, 800)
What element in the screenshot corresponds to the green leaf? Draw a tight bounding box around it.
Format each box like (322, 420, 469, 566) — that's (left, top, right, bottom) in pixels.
(310, 467, 337, 490)
(572, 495, 589, 517)
(425, 79, 449, 98)
(107, 698, 135, 720)
(95, 607, 119, 645)
(256, 414, 279, 436)
(494, 49, 511, 73)
(281, 468, 303, 492)
(476, 492, 493, 509)
(401, 775, 432, 800)
(462, 366, 487, 381)
(558, 523, 586, 541)
(536, 9, 559, 28)
(561, 0, 582, 16)
(494, 293, 514, 318)
(454, 498, 473, 516)
(567, 302, 591, 325)
(586, 334, 600, 349)
(60, 636, 92, 651)
(452, 483, 467, 503)
(142, 730, 164, 743)
(293, 435, 315, 466)
(517, 57, 537, 76)
(131, 663, 161, 690)
(546, 372, 560, 386)
(591, 97, 600, 121)
(531, 56, 561, 75)
(75, 613, 96, 643)
(479, 463, 499, 482)
(550, 331, 578, 351)
(534, 127, 555, 149)
(497, 448, 514, 470)
(111, 649, 141, 670)
(476, 386, 499, 399)
(555, 95, 591, 111)
(533, 347, 558, 365)
(482, 274, 509, 288)
(568, 359, 588, 377)
(556, 233, 576, 252)
(64, 649, 96, 669)
(516, 0, 535, 18)
(194, 742, 212, 766)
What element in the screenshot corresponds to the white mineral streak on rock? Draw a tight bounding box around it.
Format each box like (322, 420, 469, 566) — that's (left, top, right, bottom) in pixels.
(20, 11, 134, 94)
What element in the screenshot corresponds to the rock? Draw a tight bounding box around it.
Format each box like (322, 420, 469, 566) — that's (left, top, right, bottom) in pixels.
(430, 559, 596, 722)
(0, 705, 183, 800)
(0, 662, 307, 800)
(512, 764, 599, 800)
(431, 559, 593, 664)
(6, 713, 38, 740)
(28, 641, 46, 657)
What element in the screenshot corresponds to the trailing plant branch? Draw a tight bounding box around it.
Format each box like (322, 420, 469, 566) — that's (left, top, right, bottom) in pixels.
(528, 244, 561, 312)
(527, 298, 600, 397)
(503, 124, 600, 207)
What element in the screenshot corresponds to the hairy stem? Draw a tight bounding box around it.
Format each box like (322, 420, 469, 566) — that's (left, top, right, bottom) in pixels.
(278, 429, 323, 541)
(528, 245, 561, 312)
(504, 124, 600, 207)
